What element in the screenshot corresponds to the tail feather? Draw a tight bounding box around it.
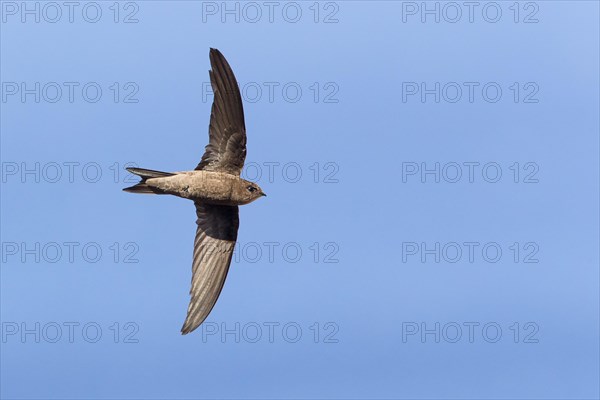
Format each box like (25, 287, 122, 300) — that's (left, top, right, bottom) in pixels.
(123, 167, 174, 194)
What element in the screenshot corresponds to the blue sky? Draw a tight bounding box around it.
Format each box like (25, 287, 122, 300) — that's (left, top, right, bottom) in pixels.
(1, 1, 599, 399)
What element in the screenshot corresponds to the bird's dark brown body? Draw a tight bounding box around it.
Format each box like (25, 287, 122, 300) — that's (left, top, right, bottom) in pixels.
(147, 171, 264, 206)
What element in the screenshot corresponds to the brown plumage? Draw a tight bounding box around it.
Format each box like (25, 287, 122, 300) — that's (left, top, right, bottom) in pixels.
(124, 48, 266, 335)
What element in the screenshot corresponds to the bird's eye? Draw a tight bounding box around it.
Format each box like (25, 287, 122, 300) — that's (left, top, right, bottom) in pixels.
(247, 186, 257, 193)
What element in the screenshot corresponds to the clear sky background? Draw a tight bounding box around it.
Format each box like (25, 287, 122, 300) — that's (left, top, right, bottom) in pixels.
(1, 1, 599, 399)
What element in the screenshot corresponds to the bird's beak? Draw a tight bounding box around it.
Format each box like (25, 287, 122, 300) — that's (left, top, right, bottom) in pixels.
(261, 193, 267, 197)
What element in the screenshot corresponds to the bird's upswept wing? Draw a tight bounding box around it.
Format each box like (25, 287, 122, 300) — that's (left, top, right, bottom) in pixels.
(196, 48, 247, 175)
(181, 202, 239, 335)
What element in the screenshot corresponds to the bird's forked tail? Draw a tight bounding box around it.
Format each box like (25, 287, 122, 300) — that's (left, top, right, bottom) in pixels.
(123, 167, 174, 194)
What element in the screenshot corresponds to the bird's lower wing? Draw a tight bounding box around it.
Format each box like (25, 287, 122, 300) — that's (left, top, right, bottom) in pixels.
(181, 203, 239, 335)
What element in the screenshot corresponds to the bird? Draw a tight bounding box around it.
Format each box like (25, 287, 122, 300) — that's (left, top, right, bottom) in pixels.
(123, 48, 266, 335)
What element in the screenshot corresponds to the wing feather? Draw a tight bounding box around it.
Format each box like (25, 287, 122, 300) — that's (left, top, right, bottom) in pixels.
(181, 202, 239, 335)
(196, 48, 247, 175)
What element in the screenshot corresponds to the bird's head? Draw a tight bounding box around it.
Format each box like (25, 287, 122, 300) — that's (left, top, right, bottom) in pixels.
(238, 180, 267, 204)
